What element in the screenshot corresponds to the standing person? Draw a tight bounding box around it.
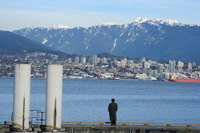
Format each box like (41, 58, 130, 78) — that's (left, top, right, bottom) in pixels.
(108, 98, 118, 125)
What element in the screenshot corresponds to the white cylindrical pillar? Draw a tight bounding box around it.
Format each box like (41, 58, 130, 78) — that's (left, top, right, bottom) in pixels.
(45, 65, 63, 131)
(13, 64, 31, 131)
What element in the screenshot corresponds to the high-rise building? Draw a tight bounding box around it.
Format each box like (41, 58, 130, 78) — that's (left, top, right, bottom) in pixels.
(188, 62, 192, 69)
(143, 61, 150, 69)
(88, 57, 93, 65)
(192, 62, 197, 68)
(81, 57, 86, 64)
(92, 55, 98, 65)
(158, 64, 163, 74)
(116, 61, 122, 67)
(68, 58, 72, 63)
(169, 60, 176, 73)
(121, 58, 127, 68)
(100, 57, 107, 64)
(162, 72, 170, 79)
(88, 56, 100, 65)
(75, 56, 79, 63)
(177, 61, 184, 69)
(140, 57, 146, 62)
(142, 61, 149, 74)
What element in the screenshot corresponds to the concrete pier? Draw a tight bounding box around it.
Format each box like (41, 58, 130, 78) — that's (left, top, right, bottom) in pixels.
(62, 121, 200, 133)
(64, 128, 200, 133)
(2, 121, 200, 133)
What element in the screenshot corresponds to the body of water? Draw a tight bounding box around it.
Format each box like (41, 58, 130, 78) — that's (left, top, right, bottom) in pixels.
(0, 77, 200, 124)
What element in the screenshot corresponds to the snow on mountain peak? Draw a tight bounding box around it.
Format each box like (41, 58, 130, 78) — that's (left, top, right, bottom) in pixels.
(134, 17, 148, 23)
(101, 23, 120, 26)
(161, 19, 179, 26)
(134, 17, 181, 26)
(50, 24, 71, 29)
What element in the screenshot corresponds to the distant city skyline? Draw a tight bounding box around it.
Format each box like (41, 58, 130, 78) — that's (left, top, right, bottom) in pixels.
(0, 0, 200, 31)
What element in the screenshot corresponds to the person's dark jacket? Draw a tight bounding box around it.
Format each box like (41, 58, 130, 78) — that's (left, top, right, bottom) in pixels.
(108, 102, 118, 121)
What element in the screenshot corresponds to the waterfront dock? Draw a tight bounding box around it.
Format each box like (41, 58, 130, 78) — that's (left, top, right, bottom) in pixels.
(1, 121, 200, 133)
(62, 121, 200, 133)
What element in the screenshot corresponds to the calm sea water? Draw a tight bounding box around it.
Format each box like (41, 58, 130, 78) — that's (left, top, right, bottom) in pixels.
(0, 77, 200, 124)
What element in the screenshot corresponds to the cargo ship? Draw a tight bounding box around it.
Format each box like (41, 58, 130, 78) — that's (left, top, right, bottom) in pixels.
(168, 75, 200, 83)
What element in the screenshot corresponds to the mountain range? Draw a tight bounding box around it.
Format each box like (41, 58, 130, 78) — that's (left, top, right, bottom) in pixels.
(0, 30, 67, 56)
(13, 17, 200, 62)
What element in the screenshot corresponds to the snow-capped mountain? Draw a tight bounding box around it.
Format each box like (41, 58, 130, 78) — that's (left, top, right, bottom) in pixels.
(49, 24, 71, 30)
(134, 17, 181, 26)
(13, 17, 200, 62)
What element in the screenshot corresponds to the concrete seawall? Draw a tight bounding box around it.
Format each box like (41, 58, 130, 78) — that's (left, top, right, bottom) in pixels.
(1, 127, 200, 133)
(1, 121, 200, 133)
(62, 121, 200, 133)
(64, 128, 200, 133)
(1, 126, 200, 133)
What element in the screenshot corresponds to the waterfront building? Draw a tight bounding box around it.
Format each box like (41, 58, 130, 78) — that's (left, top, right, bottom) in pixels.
(81, 57, 86, 64)
(143, 61, 150, 74)
(158, 64, 163, 74)
(149, 70, 158, 78)
(169, 60, 176, 73)
(75, 56, 79, 63)
(143, 68, 147, 74)
(192, 62, 197, 68)
(177, 61, 184, 69)
(113, 59, 118, 67)
(121, 58, 127, 68)
(116, 61, 122, 67)
(140, 57, 146, 62)
(135, 73, 148, 80)
(128, 60, 134, 64)
(194, 71, 200, 78)
(100, 57, 108, 64)
(143, 61, 150, 68)
(188, 62, 192, 69)
(161, 72, 170, 80)
(68, 58, 72, 63)
(92, 55, 98, 65)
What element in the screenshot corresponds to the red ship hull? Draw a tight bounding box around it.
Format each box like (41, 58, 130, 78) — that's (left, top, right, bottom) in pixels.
(168, 78, 200, 83)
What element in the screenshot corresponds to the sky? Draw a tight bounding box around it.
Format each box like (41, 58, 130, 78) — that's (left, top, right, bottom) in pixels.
(0, 0, 200, 31)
